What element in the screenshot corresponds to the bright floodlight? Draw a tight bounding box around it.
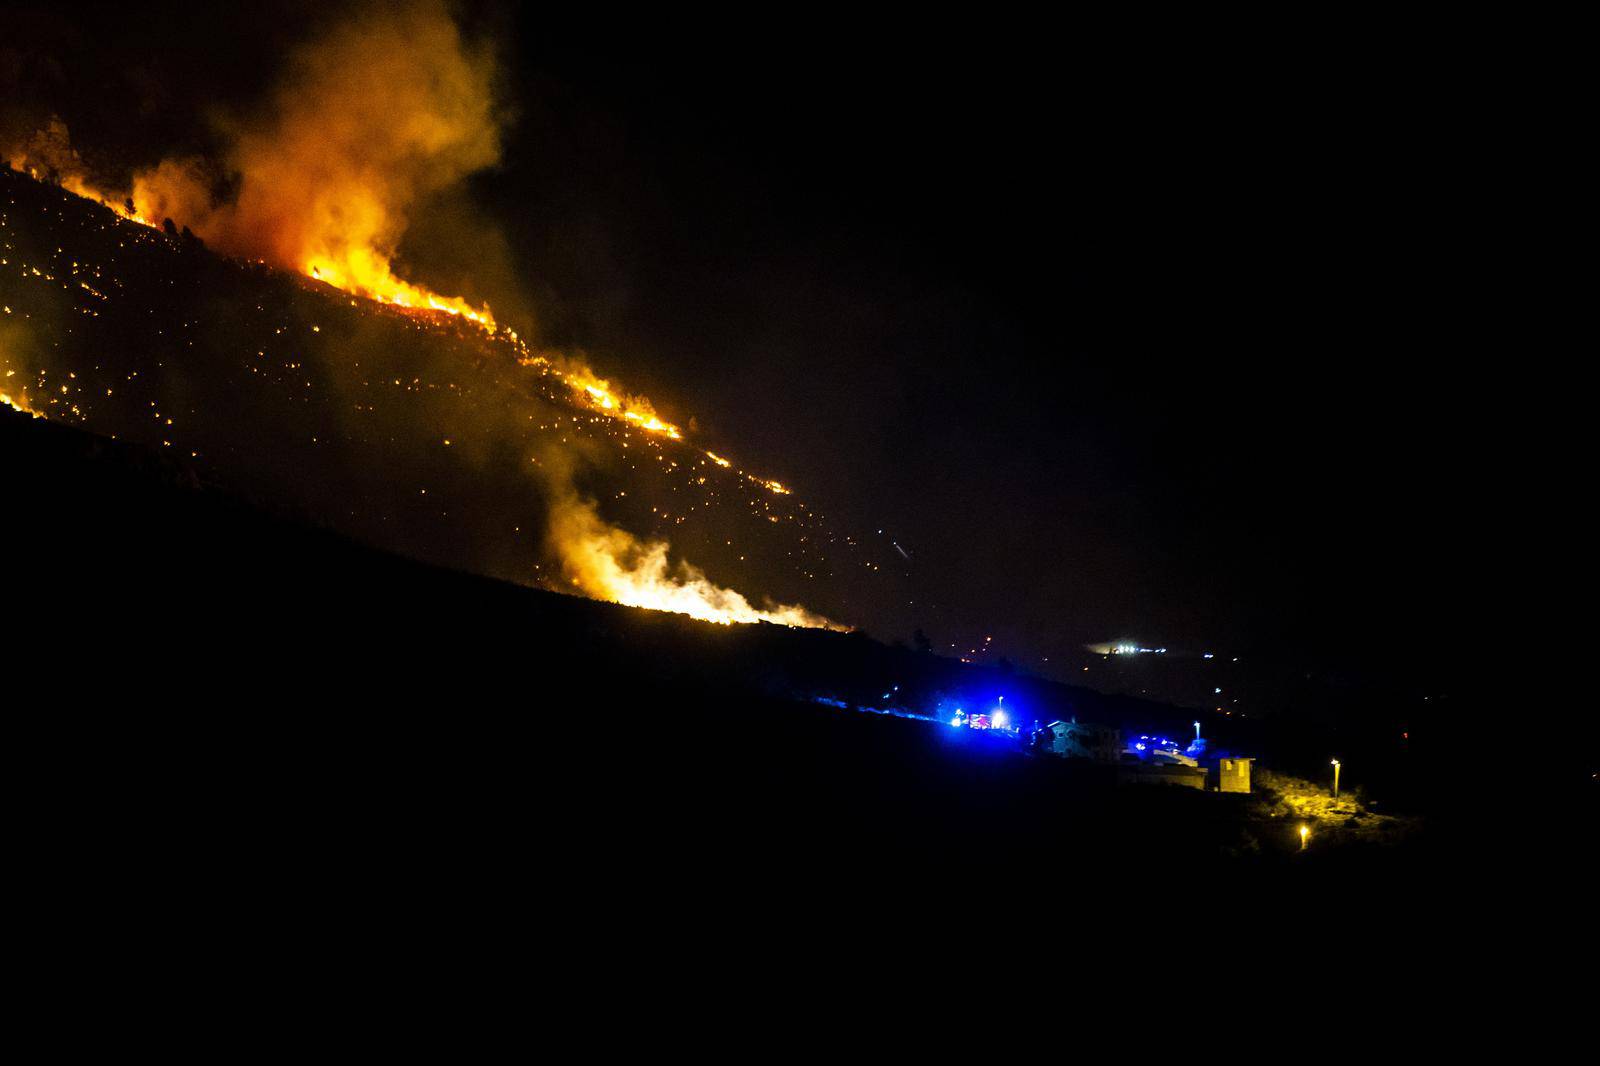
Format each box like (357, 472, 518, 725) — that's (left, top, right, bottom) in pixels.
(993, 710, 1008, 728)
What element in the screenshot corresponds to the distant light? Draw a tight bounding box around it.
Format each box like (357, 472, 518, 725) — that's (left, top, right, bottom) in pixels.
(1203, 653, 1214, 659)
(950, 716, 962, 727)
(1214, 687, 1222, 694)
(993, 710, 1009, 728)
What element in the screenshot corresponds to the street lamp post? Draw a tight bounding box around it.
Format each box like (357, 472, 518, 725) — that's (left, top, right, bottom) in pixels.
(1331, 758, 1341, 798)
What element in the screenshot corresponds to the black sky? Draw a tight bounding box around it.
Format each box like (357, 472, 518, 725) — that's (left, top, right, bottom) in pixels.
(1, 3, 1481, 701)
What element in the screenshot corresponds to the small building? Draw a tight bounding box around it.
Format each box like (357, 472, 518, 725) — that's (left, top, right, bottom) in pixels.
(1215, 757, 1253, 794)
(1045, 719, 1122, 763)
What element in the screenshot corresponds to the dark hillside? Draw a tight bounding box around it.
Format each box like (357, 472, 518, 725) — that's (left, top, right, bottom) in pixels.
(0, 165, 892, 625)
(5, 406, 1449, 905)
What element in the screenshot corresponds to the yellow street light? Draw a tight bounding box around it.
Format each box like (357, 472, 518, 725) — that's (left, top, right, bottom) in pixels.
(1298, 824, 1309, 851)
(1331, 758, 1342, 797)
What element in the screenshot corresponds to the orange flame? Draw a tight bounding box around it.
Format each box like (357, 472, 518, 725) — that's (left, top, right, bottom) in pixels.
(121, 1, 503, 334)
(548, 490, 843, 630)
(2, 392, 43, 418)
(518, 355, 684, 440)
(304, 253, 494, 331)
(57, 175, 154, 227)
(4, 4, 840, 631)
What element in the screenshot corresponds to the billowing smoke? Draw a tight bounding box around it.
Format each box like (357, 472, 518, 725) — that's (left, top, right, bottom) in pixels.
(2, 118, 83, 184)
(129, 0, 502, 323)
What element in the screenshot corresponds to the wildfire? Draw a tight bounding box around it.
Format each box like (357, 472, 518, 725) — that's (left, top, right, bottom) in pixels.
(57, 176, 154, 228)
(548, 490, 843, 630)
(2, 392, 43, 418)
(1, 2, 846, 633)
(518, 356, 684, 440)
(7, 160, 848, 631)
(305, 254, 495, 331)
(44, 166, 709, 454)
(44, 173, 508, 333)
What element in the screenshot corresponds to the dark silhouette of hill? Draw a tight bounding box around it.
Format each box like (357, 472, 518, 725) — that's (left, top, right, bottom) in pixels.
(5, 404, 1452, 901)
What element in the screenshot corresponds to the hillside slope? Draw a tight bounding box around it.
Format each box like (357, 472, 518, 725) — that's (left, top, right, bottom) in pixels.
(1, 164, 895, 628)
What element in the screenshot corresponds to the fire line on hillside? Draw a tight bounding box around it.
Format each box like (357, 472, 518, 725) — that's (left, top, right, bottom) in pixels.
(1, 163, 853, 630)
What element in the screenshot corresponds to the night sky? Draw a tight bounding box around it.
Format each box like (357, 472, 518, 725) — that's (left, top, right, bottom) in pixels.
(1, 3, 1476, 706)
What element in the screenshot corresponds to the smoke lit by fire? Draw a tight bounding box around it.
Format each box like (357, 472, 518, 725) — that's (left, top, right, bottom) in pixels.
(132, 4, 500, 332)
(0, 2, 843, 630)
(0, 386, 39, 417)
(548, 485, 842, 630)
(1, 316, 40, 417)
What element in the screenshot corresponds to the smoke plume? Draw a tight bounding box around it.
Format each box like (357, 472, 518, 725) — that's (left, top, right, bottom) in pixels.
(129, 0, 503, 322)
